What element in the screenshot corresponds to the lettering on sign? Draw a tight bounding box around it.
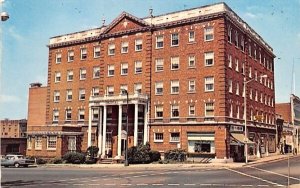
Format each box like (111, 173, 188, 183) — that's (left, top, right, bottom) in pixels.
(230, 125, 243, 132)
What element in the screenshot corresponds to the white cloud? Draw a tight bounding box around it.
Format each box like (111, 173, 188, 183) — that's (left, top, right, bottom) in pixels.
(7, 26, 24, 41)
(245, 12, 258, 19)
(0, 94, 21, 103)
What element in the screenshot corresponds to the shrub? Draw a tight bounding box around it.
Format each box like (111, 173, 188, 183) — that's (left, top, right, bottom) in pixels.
(50, 157, 63, 164)
(86, 146, 99, 159)
(36, 158, 47, 165)
(127, 142, 160, 164)
(164, 149, 186, 162)
(149, 150, 161, 162)
(63, 152, 86, 164)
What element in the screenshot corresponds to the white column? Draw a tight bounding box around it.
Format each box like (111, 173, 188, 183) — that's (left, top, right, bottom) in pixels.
(101, 105, 107, 158)
(134, 103, 138, 146)
(117, 104, 122, 158)
(98, 107, 103, 156)
(143, 104, 148, 144)
(87, 106, 92, 147)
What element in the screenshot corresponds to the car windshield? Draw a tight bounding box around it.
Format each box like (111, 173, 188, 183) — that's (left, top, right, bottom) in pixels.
(17, 156, 25, 159)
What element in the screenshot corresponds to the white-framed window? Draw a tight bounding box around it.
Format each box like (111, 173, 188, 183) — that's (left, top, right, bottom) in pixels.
(108, 44, 115, 55)
(205, 52, 214, 66)
(65, 109, 72, 121)
(236, 83, 239, 95)
(205, 102, 214, 117)
(79, 89, 85, 100)
(171, 33, 179, 46)
(56, 53, 62, 64)
(235, 59, 239, 72)
(47, 136, 57, 150)
(66, 90, 72, 101)
(53, 110, 59, 122)
(248, 43, 252, 56)
(171, 104, 179, 118)
(259, 52, 262, 64)
(155, 58, 164, 72)
(188, 56, 196, 68)
(68, 50, 74, 62)
(155, 105, 163, 118)
(35, 136, 42, 150)
(80, 48, 87, 60)
(135, 61, 142, 74)
(120, 85, 128, 95)
(249, 88, 253, 100)
(68, 136, 76, 152)
(78, 109, 85, 121)
(234, 30, 238, 47)
(93, 67, 100, 78)
(156, 35, 164, 48)
(54, 72, 61, 83)
(205, 76, 214, 92)
(189, 105, 195, 116)
(189, 31, 195, 42)
(80, 69, 86, 80)
(228, 25, 232, 43)
(155, 82, 163, 95)
(254, 48, 257, 60)
(154, 132, 163, 142)
(242, 62, 245, 75)
(255, 90, 258, 101)
(121, 42, 129, 53)
(241, 36, 245, 51)
(107, 86, 114, 96)
(228, 79, 233, 93)
(67, 70, 73, 81)
(134, 83, 142, 94)
(171, 56, 179, 70)
(236, 106, 240, 118)
(170, 132, 180, 142)
(228, 54, 232, 68)
(135, 39, 142, 51)
(121, 63, 128, 75)
(249, 67, 252, 78)
(171, 80, 179, 94)
(93, 108, 99, 120)
(94, 46, 100, 58)
(92, 87, 100, 96)
(27, 137, 32, 149)
(53, 91, 60, 102)
(188, 80, 196, 92)
(204, 26, 214, 41)
(108, 64, 115, 76)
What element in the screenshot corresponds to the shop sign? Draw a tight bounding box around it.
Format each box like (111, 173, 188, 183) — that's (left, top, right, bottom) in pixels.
(230, 125, 243, 132)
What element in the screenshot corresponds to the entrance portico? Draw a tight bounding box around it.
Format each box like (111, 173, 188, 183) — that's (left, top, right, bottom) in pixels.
(88, 93, 149, 159)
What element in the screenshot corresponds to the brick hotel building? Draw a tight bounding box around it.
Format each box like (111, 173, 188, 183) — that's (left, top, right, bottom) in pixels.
(26, 2, 276, 161)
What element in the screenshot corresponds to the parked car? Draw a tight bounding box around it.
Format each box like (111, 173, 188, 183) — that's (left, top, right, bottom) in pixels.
(1, 154, 35, 168)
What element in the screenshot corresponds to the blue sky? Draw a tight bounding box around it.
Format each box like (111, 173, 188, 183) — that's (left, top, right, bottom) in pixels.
(0, 0, 300, 119)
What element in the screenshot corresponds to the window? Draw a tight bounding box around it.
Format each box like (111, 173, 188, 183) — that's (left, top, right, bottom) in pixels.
(121, 42, 128, 53)
(241, 36, 245, 51)
(92, 87, 100, 96)
(189, 31, 195, 42)
(236, 106, 240, 118)
(228, 79, 233, 93)
(78, 109, 85, 121)
(236, 83, 239, 95)
(68, 50, 74, 62)
(107, 86, 114, 96)
(108, 64, 115, 76)
(79, 89, 85, 100)
(156, 35, 164, 48)
(188, 56, 196, 67)
(53, 91, 60, 102)
(188, 80, 196, 92)
(68, 136, 76, 152)
(27, 137, 32, 149)
(205, 52, 214, 66)
(94, 46, 100, 58)
(205, 77, 214, 92)
(93, 108, 99, 120)
(205, 102, 214, 117)
(254, 48, 257, 60)
(259, 52, 262, 64)
(93, 67, 100, 78)
(228, 26, 232, 42)
(135, 61, 142, 74)
(80, 69, 86, 80)
(249, 88, 253, 100)
(121, 63, 128, 75)
(47, 136, 57, 150)
(155, 58, 164, 72)
(171, 104, 179, 118)
(120, 85, 128, 95)
(66, 90, 72, 101)
(67, 70, 73, 81)
(81, 48, 87, 60)
(155, 82, 163, 95)
(204, 27, 214, 41)
(248, 43, 252, 56)
(154, 133, 163, 142)
(54, 72, 61, 83)
(171, 56, 179, 70)
(189, 105, 195, 116)
(35, 136, 42, 150)
(135, 39, 142, 51)
(56, 53, 62, 64)
(170, 132, 180, 142)
(108, 44, 115, 55)
(228, 54, 232, 68)
(134, 83, 142, 94)
(242, 62, 245, 75)
(171, 33, 179, 46)
(234, 30, 238, 47)
(235, 59, 239, 72)
(53, 110, 59, 122)
(155, 105, 163, 118)
(249, 67, 252, 78)
(171, 80, 179, 94)
(255, 90, 258, 101)
(64, 109, 71, 121)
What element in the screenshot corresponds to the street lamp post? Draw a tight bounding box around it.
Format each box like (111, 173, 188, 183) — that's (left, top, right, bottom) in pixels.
(123, 89, 129, 166)
(244, 74, 267, 164)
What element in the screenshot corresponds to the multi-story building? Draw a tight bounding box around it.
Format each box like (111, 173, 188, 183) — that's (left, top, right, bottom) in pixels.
(27, 2, 276, 161)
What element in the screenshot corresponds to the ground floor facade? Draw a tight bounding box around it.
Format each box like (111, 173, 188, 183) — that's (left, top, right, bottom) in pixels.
(1, 138, 27, 156)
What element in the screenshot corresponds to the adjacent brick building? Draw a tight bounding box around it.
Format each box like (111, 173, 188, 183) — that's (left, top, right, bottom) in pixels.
(27, 2, 276, 161)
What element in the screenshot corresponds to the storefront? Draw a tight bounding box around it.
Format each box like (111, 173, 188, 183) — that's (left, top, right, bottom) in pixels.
(187, 132, 215, 154)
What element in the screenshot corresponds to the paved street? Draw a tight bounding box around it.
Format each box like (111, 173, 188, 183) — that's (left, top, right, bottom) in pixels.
(1, 155, 300, 188)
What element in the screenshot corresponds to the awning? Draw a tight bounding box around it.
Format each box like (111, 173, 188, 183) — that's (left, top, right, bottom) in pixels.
(230, 133, 255, 145)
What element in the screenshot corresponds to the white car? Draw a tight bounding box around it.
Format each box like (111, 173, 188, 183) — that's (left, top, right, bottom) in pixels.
(1, 154, 35, 168)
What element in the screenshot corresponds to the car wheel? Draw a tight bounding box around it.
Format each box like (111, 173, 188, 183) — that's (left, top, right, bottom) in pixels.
(14, 163, 20, 168)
